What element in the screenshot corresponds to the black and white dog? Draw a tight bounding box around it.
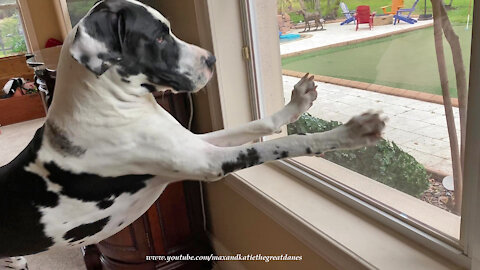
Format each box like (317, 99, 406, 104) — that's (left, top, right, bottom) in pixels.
(0, 0, 385, 269)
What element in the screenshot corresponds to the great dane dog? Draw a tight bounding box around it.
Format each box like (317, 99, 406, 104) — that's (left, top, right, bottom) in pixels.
(0, 0, 385, 269)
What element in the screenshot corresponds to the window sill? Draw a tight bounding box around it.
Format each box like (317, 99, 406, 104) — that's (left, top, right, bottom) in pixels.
(225, 162, 465, 270)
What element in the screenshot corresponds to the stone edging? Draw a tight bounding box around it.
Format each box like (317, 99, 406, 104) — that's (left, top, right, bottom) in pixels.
(281, 21, 433, 59)
(283, 69, 459, 107)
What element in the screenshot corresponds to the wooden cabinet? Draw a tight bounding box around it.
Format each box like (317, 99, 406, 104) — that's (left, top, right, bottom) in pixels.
(83, 92, 213, 270)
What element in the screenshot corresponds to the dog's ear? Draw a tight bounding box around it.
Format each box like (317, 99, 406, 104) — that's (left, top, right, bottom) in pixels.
(69, 4, 125, 76)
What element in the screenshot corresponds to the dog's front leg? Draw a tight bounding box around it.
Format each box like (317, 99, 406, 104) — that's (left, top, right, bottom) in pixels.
(182, 112, 384, 181)
(197, 74, 317, 147)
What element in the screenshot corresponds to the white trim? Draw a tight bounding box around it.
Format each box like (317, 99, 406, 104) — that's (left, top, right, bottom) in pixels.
(239, 0, 266, 122)
(54, 0, 72, 39)
(15, 0, 39, 52)
(273, 160, 470, 268)
(224, 174, 375, 270)
(461, 0, 480, 264)
(208, 233, 248, 270)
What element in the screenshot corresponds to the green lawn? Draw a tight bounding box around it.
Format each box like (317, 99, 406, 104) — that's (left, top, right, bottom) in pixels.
(282, 25, 471, 98)
(286, 0, 473, 24)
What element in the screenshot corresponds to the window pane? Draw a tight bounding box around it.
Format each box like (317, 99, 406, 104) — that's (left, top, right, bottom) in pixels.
(0, 5, 27, 57)
(65, 0, 97, 27)
(0, 0, 17, 5)
(253, 0, 472, 240)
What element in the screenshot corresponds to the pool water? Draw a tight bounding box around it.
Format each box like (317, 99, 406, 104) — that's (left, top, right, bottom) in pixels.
(280, 33, 301, 43)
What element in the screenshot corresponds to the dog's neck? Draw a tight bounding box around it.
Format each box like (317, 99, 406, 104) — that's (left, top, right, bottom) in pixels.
(48, 32, 170, 128)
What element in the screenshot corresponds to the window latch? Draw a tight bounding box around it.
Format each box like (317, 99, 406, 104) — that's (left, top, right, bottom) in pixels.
(242, 46, 250, 60)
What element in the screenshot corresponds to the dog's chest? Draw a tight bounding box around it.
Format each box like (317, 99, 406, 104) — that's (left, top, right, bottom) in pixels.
(41, 175, 167, 249)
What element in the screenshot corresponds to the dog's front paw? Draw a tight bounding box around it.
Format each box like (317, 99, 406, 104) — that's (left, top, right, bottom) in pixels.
(287, 73, 318, 122)
(337, 112, 386, 149)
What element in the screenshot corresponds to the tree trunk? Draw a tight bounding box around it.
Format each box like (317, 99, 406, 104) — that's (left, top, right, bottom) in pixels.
(299, 0, 306, 10)
(315, 0, 320, 11)
(431, 0, 463, 213)
(438, 0, 468, 177)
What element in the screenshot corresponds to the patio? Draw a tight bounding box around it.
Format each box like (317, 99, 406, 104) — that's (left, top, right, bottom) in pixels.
(280, 20, 458, 176)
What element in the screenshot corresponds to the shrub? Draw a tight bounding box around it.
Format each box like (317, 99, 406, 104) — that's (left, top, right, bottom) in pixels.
(287, 113, 430, 197)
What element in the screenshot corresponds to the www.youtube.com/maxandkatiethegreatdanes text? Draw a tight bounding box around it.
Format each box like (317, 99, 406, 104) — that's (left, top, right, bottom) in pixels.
(145, 254, 303, 263)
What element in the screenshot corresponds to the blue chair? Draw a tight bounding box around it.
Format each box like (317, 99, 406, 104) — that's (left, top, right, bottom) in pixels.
(340, 2, 355, 25)
(393, 0, 419, 25)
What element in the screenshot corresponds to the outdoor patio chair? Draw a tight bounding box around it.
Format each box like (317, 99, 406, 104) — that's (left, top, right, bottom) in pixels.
(393, 0, 420, 24)
(355, 5, 376, 31)
(381, 0, 404, 15)
(340, 2, 355, 25)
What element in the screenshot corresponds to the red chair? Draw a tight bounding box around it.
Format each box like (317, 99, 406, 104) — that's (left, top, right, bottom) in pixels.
(355, 5, 376, 31)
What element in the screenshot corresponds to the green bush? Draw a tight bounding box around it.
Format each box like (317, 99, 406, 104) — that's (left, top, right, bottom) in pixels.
(287, 113, 430, 197)
(0, 15, 26, 55)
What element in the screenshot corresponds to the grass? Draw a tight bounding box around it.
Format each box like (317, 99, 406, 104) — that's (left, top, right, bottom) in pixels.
(284, 0, 473, 24)
(282, 25, 472, 97)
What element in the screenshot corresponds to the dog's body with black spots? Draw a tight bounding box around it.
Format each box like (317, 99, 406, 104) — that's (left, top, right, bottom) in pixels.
(0, 0, 385, 269)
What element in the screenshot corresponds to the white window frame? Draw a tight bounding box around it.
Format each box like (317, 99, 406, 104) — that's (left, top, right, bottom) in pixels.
(238, 0, 480, 268)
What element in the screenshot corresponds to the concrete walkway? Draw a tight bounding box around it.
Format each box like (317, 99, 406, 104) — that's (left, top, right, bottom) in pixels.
(279, 20, 460, 176)
(281, 20, 433, 56)
(283, 75, 458, 176)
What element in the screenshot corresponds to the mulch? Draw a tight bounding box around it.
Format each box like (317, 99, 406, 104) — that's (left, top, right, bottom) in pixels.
(420, 178, 457, 214)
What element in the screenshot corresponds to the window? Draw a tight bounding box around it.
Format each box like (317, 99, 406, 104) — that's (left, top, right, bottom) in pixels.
(0, 0, 27, 57)
(64, 0, 97, 27)
(238, 0, 478, 266)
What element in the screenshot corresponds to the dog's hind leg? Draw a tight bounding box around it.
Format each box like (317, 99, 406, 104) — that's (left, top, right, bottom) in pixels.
(197, 74, 318, 147)
(0, 257, 28, 270)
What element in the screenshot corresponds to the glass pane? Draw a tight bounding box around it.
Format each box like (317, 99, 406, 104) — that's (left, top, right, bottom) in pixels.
(0, 5, 27, 57)
(0, 0, 17, 5)
(65, 0, 97, 27)
(254, 0, 472, 240)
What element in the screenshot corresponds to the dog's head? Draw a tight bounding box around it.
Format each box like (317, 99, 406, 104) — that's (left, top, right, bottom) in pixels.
(69, 0, 215, 93)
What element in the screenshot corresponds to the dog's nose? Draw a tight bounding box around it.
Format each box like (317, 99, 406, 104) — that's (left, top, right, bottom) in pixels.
(205, 55, 216, 69)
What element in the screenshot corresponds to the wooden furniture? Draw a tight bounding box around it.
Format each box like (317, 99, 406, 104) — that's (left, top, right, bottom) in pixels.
(381, 0, 404, 15)
(0, 54, 34, 87)
(0, 93, 45, 126)
(0, 54, 45, 126)
(355, 6, 376, 31)
(28, 47, 213, 270)
(373, 14, 394, 26)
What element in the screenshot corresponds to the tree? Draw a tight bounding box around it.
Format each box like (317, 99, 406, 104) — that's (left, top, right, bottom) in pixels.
(431, 0, 467, 213)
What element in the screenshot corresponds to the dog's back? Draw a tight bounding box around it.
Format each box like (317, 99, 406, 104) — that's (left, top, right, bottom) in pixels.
(0, 126, 57, 257)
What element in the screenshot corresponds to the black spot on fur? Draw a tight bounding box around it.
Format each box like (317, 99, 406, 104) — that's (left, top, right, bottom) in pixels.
(118, 221, 124, 227)
(43, 162, 152, 205)
(0, 127, 57, 257)
(330, 146, 337, 150)
(96, 199, 114, 209)
(80, 55, 90, 65)
(141, 83, 156, 92)
(280, 151, 289, 158)
(221, 148, 261, 175)
(306, 147, 312, 154)
(121, 78, 130, 83)
(63, 217, 110, 243)
(45, 121, 86, 157)
(273, 150, 279, 155)
(315, 152, 323, 155)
